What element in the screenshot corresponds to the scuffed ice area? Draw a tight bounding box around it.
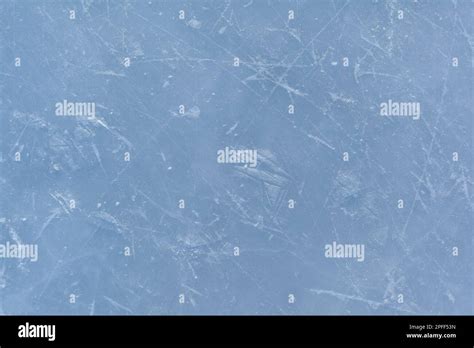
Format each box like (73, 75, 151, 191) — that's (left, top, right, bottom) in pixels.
(0, 0, 472, 315)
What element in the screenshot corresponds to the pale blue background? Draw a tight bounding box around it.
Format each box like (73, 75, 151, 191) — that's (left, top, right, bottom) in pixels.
(0, 0, 472, 315)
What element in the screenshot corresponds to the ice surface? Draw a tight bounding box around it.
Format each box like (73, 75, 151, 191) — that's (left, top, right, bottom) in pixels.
(0, 0, 472, 315)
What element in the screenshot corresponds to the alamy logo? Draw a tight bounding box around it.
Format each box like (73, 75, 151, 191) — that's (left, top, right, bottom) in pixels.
(324, 242, 365, 262)
(18, 322, 55, 341)
(55, 99, 96, 119)
(0, 241, 38, 262)
(380, 99, 420, 120)
(217, 147, 257, 168)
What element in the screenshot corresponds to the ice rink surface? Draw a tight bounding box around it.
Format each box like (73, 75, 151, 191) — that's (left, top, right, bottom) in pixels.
(0, 0, 472, 315)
